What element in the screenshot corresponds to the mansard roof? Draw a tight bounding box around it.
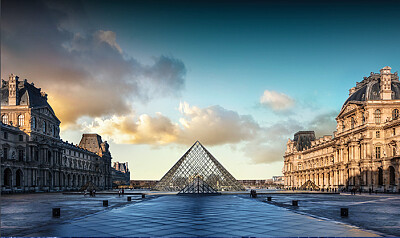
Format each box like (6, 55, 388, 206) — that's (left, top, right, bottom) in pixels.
(1, 78, 57, 117)
(342, 71, 400, 109)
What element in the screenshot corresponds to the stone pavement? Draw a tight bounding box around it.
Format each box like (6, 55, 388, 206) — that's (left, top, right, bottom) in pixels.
(28, 195, 379, 237)
(256, 193, 400, 236)
(0, 192, 145, 236)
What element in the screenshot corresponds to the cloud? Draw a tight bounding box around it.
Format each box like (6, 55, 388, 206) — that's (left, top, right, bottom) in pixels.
(94, 30, 123, 54)
(82, 101, 339, 164)
(83, 113, 179, 145)
(83, 102, 260, 146)
(244, 111, 338, 164)
(177, 102, 260, 145)
(1, 0, 186, 126)
(260, 90, 294, 111)
(308, 111, 338, 138)
(244, 119, 304, 164)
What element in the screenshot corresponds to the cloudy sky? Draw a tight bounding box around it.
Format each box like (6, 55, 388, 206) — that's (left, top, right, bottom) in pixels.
(2, 0, 400, 179)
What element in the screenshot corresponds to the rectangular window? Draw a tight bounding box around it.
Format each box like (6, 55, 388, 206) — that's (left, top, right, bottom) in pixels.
(376, 131, 380, 138)
(4, 132, 8, 140)
(393, 128, 396, 136)
(19, 135, 23, 141)
(375, 147, 381, 159)
(18, 149, 24, 162)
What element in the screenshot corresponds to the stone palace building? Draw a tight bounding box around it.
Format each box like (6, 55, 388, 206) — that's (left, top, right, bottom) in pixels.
(284, 66, 400, 192)
(111, 162, 131, 186)
(1, 74, 113, 193)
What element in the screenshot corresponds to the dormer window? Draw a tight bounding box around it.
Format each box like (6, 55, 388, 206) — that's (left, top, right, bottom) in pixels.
(18, 114, 24, 126)
(393, 109, 399, 120)
(375, 109, 381, 124)
(2, 114, 9, 124)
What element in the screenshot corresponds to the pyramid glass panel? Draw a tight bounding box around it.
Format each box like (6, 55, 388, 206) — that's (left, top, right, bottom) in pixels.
(178, 176, 220, 195)
(154, 141, 245, 191)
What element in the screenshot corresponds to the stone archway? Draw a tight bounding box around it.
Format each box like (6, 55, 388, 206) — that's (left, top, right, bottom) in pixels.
(378, 167, 383, 186)
(16, 169, 23, 187)
(4, 168, 12, 187)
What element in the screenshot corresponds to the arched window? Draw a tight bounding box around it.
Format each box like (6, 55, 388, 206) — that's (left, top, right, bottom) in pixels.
(32, 117, 36, 129)
(351, 117, 355, 129)
(389, 166, 395, 185)
(2, 114, 9, 124)
(393, 109, 399, 120)
(375, 109, 381, 124)
(18, 114, 24, 126)
(378, 167, 383, 185)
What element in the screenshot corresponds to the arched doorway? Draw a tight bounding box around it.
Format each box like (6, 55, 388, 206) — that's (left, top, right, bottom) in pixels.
(16, 169, 23, 187)
(389, 166, 395, 185)
(4, 168, 12, 187)
(378, 168, 383, 186)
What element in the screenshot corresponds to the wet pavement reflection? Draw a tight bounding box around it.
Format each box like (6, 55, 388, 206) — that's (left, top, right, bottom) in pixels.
(3, 193, 380, 237)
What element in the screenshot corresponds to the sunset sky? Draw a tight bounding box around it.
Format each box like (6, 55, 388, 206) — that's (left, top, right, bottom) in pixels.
(2, 0, 400, 179)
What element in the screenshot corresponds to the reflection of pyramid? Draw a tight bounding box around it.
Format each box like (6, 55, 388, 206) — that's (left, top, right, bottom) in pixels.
(154, 141, 245, 191)
(178, 176, 220, 195)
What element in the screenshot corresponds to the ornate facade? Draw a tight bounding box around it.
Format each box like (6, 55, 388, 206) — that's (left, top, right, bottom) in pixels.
(284, 67, 400, 192)
(1, 74, 112, 193)
(111, 162, 131, 186)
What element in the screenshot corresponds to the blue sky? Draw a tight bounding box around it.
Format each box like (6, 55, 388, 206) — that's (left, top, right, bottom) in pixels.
(2, 0, 400, 179)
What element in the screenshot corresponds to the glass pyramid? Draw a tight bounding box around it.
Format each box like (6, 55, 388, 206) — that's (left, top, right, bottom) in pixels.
(154, 141, 245, 192)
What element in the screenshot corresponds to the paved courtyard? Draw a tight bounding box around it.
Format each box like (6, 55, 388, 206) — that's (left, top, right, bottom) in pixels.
(256, 192, 400, 237)
(19, 195, 379, 237)
(0, 192, 145, 237)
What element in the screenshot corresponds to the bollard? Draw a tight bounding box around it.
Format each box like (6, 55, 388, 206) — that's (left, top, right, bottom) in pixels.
(103, 200, 108, 207)
(52, 208, 60, 217)
(127, 196, 132, 201)
(292, 200, 298, 206)
(142, 194, 145, 199)
(341, 208, 348, 217)
(267, 196, 272, 201)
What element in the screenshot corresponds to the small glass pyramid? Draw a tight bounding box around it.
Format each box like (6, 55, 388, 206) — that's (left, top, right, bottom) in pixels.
(178, 176, 220, 195)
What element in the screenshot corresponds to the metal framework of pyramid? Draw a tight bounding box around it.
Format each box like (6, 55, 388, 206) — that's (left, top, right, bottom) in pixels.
(154, 141, 245, 192)
(178, 176, 220, 195)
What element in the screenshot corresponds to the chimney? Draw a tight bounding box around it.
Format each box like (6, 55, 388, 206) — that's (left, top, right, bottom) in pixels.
(380, 66, 392, 100)
(8, 74, 19, 105)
